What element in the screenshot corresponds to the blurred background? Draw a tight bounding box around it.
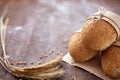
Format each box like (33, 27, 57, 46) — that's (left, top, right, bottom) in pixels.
(0, 0, 119, 80)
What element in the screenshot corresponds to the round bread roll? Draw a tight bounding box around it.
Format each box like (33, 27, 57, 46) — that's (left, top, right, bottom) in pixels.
(68, 32, 99, 62)
(102, 45, 120, 78)
(69, 18, 117, 62)
(81, 19, 117, 50)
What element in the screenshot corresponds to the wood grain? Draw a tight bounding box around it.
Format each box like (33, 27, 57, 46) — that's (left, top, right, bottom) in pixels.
(0, 0, 120, 80)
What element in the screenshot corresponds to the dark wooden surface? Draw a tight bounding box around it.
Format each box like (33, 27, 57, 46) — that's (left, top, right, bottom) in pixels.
(0, 0, 120, 80)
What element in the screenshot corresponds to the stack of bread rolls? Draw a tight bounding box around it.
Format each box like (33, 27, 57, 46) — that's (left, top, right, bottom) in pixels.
(68, 8, 120, 79)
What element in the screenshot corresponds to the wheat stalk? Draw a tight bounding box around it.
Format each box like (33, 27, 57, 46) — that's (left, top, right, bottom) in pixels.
(0, 17, 65, 79)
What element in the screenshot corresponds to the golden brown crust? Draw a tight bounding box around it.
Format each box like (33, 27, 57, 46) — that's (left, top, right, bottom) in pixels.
(68, 32, 99, 62)
(102, 45, 120, 78)
(81, 19, 117, 50)
(69, 18, 117, 63)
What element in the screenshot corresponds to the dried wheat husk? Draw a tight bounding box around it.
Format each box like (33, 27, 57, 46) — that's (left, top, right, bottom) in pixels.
(0, 17, 65, 79)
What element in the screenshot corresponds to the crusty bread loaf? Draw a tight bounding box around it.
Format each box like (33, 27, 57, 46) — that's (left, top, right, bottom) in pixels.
(102, 45, 120, 78)
(69, 18, 117, 62)
(69, 32, 99, 62)
(81, 19, 117, 50)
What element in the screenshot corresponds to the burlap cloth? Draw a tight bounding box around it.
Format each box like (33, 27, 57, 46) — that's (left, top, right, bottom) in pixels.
(62, 8, 120, 80)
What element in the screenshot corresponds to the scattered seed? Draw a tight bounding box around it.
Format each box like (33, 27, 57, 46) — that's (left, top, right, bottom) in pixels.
(38, 62, 42, 65)
(62, 39, 69, 43)
(72, 77, 76, 80)
(10, 62, 13, 65)
(65, 46, 68, 48)
(16, 62, 27, 65)
(41, 53, 44, 56)
(48, 49, 54, 55)
(44, 54, 48, 57)
(30, 62, 34, 65)
(40, 56, 43, 59)
(57, 51, 61, 55)
(40, 53, 44, 59)
(40, 53, 48, 59)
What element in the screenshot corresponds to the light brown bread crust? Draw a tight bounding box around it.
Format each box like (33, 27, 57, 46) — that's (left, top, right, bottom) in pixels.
(102, 45, 120, 78)
(81, 19, 117, 51)
(68, 32, 99, 62)
(69, 18, 117, 62)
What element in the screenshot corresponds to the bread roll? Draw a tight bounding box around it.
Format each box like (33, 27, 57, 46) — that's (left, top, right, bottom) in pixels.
(69, 18, 117, 62)
(68, 32, 99, 62)
(102, 45, 120, 78)
(81, 19, 117, 50)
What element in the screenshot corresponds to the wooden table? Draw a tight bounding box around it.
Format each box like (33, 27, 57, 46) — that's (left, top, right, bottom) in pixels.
(0, 0, 120, 80)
